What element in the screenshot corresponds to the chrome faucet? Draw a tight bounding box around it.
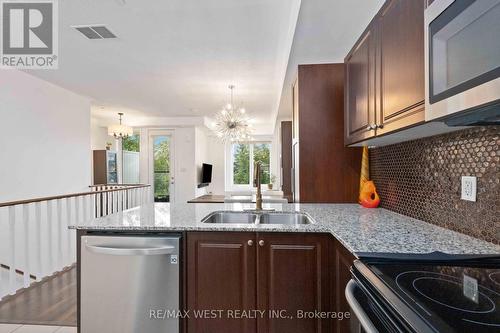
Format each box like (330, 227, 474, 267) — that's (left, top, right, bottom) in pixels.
(254, 161, 263, 211)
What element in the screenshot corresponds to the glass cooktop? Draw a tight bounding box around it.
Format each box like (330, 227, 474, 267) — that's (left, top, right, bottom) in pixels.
(366, 261, 500, 332)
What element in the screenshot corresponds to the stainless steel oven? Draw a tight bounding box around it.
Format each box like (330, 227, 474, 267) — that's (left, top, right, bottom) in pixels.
(425, 0, 500, 121)
(346, 253, 500, 333)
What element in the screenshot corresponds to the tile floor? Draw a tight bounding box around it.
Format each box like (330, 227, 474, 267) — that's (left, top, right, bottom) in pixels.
(0, 324, 76, 333)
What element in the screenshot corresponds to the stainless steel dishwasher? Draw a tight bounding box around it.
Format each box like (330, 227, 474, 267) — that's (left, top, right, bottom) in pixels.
(81, 235, 181, 333)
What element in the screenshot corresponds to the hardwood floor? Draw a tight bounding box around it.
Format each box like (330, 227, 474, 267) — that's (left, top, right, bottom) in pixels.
(0, 323, 76, 332)
(0, 267, 76, 327)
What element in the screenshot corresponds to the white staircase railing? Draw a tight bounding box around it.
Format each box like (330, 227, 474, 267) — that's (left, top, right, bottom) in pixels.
(0, 184, 152, 300)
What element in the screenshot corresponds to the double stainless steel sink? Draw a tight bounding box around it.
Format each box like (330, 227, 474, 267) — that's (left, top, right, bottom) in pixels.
(201, 211, 314, 225)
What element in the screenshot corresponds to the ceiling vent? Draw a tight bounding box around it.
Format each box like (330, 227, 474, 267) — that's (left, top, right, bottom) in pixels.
(73, 25, 117, 40)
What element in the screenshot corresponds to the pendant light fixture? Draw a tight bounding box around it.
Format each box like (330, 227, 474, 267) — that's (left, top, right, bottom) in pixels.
(213, 85, 253, 142)
(108, 112, 133, 139)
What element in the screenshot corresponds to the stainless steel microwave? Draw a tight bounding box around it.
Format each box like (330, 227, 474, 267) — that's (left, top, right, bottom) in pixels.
(425, 0, 500, 122)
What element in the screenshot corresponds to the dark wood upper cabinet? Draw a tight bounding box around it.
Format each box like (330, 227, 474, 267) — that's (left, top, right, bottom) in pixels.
(345, 23, 378, 144)
(257, 233, 331, 333)
(294, 64, 362, 203)
(345, 0, 426, 145)
(280, 121, 293, 203)
(376, 0, 425, 135)
(186, 232, 257, 333)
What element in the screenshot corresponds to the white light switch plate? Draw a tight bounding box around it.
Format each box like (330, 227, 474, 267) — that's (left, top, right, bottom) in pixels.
(461, 176, 477, 202)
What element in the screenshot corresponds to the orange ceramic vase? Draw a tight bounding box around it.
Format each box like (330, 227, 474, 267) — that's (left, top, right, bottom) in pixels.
(358, 146, 380, 208)
(359, 180, 380, 208)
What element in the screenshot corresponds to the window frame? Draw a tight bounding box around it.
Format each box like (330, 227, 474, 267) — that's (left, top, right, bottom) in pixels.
(225, 139, 273, 192)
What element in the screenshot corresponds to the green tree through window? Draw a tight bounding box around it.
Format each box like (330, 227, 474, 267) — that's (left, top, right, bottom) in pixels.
(233, 144, 250, 184)
(254, 143, 270, 184)
(154, 137, 170, 200)
(122, 134, 140, 152)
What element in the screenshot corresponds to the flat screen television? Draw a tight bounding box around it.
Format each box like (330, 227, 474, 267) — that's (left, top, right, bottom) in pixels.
(201, 163, 213, 184)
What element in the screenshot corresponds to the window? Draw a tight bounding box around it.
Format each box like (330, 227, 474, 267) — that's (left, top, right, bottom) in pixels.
(122, 134, 140, 152)
(231, 142, 271, 187)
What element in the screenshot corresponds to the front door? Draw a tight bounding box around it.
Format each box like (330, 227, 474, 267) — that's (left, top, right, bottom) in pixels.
(149, 131, 174, 203)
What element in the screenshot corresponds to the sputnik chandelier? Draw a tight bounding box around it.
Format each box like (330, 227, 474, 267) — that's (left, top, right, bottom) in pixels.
(213, 85, 253, 142)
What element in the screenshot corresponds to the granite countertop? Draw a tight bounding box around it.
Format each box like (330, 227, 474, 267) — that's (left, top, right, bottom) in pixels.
(69, 203, 500, 256)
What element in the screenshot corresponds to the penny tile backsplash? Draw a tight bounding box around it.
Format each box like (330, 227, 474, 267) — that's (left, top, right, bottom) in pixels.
(370, 126, 499, 245)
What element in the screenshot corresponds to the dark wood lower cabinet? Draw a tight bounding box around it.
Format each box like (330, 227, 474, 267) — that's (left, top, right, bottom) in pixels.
(333, 240, 356, 333)
(186, 232, 257, 333)
(186, 232, 354, 333)
(257, 233, 331, 333)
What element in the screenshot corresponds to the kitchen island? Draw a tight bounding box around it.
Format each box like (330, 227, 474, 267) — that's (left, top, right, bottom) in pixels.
(71, 203, 500, 333)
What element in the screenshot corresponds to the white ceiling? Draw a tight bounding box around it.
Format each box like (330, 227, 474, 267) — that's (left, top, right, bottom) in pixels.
(25, 0, 385, 134)
(276, 0, 384, 121)
(26, 0, 300, 134)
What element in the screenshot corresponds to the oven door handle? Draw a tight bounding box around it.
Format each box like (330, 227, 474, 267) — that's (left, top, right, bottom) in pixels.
(346, 279, 379, 333)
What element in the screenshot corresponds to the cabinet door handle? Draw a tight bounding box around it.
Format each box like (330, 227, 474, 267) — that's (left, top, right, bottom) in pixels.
(247, 240, 254, 246)
(259, 240, 265, 247)
(366, 124, 376, 130)
(377, 124, 384, 129)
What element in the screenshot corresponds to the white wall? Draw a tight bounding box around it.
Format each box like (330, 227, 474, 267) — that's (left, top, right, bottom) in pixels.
(0, 70, 90, 273)
(0, 70, 91, 202)
(194, 127, 207, 197)
(174, 127, 197, 203)
(206, 135, 226, 194)
(90, 119, 116, 151)
(194, 127, 225, 196)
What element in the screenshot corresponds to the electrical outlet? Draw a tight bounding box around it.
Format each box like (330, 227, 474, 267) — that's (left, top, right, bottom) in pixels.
(461, 176, 477, 202)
